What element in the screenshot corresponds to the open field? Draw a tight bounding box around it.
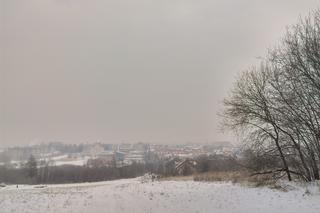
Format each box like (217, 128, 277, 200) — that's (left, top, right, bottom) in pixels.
(1, 177, 320, 213)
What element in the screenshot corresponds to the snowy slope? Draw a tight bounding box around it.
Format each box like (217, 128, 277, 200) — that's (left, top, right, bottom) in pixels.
(0, 178, 319, 213)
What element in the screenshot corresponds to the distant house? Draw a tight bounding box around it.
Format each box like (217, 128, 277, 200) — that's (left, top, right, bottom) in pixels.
(117, 144, 132, 153)
(175, 159, 197, 176)
(115, 151, 125, 161)
(114, 151, 125, 167)
(123, 152, 145, 165)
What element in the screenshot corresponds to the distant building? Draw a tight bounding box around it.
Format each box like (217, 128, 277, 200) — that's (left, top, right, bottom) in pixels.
(84, 143, 105, 157)
(117, 144, 132, 153)
(175, 159, 197, 176)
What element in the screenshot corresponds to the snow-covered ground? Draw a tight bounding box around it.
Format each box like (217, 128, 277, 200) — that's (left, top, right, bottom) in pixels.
(0, 177, 320, 213)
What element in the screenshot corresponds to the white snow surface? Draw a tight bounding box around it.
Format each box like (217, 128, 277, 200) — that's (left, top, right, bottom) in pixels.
(0, 177, 320, 213)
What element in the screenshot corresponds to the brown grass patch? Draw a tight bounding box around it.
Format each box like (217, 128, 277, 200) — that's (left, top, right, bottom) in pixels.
(193, 171, 248, 183)
(193, 171, 277, 187)
(159, 175, 194, 181)
(159, 171, 278, 188)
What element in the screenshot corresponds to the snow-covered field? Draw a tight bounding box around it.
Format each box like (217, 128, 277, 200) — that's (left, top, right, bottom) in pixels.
(1, 177, 320, 213)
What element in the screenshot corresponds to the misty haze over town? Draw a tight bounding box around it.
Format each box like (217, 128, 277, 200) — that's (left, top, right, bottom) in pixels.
(2, 1, 320, 213)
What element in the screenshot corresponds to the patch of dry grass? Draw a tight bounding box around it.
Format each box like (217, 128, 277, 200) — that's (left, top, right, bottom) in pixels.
(193, 171, 247, 182)
(159, 171, 281, 188)
(159, 175, 194, 181)
(158, 171, 248, 182)
(193, 171, 279, 187)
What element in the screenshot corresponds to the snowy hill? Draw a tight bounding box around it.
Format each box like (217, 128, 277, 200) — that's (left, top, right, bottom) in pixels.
(1, 178, 320, 213)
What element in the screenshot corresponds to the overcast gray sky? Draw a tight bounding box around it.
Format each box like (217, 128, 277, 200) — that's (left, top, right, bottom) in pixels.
(0, 0, 319, 147)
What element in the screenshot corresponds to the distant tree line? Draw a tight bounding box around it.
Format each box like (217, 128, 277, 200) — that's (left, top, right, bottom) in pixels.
(0, 155, 148, 184)
(223, 10, 320, 181)
(0, 154, 241, 184)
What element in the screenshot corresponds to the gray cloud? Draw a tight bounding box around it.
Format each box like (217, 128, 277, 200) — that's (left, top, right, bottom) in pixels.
(1, 0, 319, 146)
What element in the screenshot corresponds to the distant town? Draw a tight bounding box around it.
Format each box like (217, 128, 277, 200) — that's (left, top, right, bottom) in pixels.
(0, 142, 238, 169)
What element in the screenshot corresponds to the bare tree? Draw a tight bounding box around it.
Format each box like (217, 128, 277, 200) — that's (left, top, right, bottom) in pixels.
(223, 10, 320, 181)
(223, 66, 292, 181)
